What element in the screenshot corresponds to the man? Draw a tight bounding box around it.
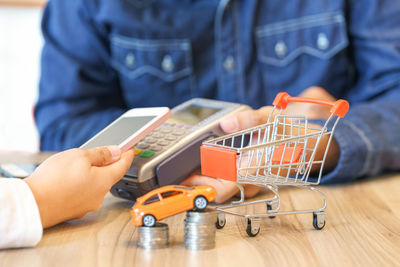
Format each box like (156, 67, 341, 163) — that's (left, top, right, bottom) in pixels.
(35, 0, 400, 200)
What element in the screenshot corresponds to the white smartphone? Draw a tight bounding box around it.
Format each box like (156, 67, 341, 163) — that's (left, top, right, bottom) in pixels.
(80, 107, 170, 152)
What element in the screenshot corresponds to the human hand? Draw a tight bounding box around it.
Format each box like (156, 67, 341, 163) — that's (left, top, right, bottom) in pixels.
(182, 87, 339, 203)
(25, 146, 134, 228)
(285, 86, 337, 119)
(219, 86, 337, 134)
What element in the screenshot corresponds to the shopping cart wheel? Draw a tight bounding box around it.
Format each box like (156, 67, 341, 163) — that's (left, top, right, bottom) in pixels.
(246, 218, 261, 237)
(215, 213, 226, 229)
(266, 204, 276, 219)
(312, 212, 326, 230)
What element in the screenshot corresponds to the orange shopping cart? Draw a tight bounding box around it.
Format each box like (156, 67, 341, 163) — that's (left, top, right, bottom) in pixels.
(201, 92, 349, 236)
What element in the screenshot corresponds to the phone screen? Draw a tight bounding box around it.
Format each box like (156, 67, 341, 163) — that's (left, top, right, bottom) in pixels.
(82, 116, 156, 149)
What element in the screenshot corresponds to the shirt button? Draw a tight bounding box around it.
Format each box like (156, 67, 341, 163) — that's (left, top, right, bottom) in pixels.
(275, 41, 287, 57)
(162, 55, 174, 72)
(125, 53, 135, 68)
(317, 33, 329, 50)
(223, 55, 235, 72)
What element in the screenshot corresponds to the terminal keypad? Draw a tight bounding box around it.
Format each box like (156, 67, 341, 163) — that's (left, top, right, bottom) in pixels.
(136, 122, 191, 158)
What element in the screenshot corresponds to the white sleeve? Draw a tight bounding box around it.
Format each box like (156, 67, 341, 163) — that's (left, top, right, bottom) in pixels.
(0, 178, 43, 249)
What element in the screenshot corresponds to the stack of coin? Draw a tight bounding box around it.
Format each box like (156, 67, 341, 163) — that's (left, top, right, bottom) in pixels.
(184, 210, 218, 250)
(137, 222, 169, 249)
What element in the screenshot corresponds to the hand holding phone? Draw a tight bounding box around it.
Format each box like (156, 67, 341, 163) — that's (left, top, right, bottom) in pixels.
(81, 107, 170, 152)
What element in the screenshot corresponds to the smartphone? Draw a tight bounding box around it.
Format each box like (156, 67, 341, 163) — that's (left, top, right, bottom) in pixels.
(80, 107, 170, 152)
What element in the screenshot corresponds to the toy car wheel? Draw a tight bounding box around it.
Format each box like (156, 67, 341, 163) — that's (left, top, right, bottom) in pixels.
(142, 214, 156, 227)
(194, 196, 208, 211)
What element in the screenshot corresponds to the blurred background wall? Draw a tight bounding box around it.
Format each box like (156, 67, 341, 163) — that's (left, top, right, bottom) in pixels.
(0, 2, 44, 152)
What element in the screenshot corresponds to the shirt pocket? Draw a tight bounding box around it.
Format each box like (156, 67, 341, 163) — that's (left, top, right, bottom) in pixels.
(110, 35, 195, 106)
(255, 12, 350, 95)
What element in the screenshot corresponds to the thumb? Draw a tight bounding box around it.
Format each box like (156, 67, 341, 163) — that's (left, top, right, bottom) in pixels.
(98, 149, 135, 185)
(220, 106, 274, 133)
(85, 146, 121, 167)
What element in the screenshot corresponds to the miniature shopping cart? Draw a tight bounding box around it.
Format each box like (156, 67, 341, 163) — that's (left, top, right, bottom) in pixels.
(201, 92, 349, 236)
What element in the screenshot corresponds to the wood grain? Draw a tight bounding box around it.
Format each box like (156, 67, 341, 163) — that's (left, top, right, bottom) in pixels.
(0, 174, 399, 267)
(0, 0, 46, 6)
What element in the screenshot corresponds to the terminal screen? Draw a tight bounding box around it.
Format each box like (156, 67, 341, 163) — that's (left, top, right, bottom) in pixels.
(170, 104, 221, 125)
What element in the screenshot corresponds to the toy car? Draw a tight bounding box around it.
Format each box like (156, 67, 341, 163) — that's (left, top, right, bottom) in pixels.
(131, 185, 217, 227)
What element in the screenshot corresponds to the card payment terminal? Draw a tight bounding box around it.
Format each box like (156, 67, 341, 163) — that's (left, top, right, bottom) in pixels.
(110, 98, 248, 201)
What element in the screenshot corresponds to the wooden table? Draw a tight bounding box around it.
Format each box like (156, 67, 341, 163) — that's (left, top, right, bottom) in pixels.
(0, 154, 399, 266)
(0, 0, 46, 7)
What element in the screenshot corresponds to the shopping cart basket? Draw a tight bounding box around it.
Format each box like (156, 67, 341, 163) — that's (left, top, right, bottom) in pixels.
(201, 92, 349, 236)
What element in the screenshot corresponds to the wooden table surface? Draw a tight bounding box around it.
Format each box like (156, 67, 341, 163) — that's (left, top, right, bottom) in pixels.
(0, 0, 46, 6)
(1, 169, 399, 267)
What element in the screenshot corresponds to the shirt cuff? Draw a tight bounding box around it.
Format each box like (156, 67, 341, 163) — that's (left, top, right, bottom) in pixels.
(0, 178, 43, 249)
(310, 118, 371, 184)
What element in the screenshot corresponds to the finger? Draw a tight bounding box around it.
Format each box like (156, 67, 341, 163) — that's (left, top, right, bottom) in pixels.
(85, 146, 121, 167)
(181, 174, 239, 203)
(220, 106, 274, 133)
(285, 87, 336, 119)
(299, 86, 336, 101)
(242, 184, 262, 198)
(96, 149, 135, 186)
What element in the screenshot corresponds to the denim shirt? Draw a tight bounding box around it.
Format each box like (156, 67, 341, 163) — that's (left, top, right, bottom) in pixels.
(36, 0, 400, 183)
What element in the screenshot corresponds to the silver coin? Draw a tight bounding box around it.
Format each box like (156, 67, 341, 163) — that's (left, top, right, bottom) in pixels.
(137, 222, 169, 249)
(184, 210, 218, 250)
(185, 209, 218, 223)
(184, 240, 215, 250)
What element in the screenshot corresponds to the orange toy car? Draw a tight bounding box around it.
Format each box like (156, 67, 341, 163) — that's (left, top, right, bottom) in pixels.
(131, 185, 217, 227)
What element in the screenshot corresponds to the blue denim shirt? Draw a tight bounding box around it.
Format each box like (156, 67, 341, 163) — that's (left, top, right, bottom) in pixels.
(36, 0, 400, 183)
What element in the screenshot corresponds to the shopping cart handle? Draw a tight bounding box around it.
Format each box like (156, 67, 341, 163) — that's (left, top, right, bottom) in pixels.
(272, 92, 349, 118)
